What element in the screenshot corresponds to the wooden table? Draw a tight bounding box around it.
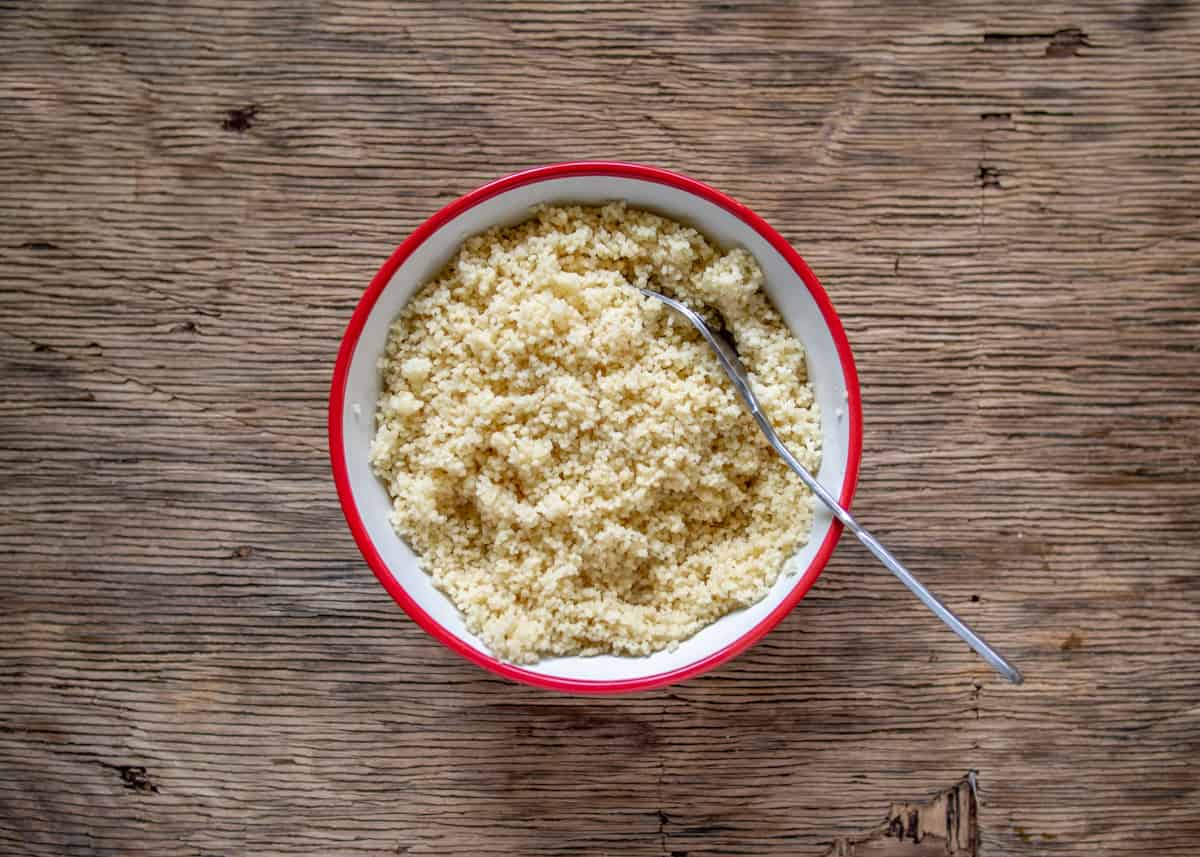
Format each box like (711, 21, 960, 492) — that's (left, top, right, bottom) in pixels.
(3, 2, 1198, 854)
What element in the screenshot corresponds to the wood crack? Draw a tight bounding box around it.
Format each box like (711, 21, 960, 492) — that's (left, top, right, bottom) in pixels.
(823, 774, 979, 856)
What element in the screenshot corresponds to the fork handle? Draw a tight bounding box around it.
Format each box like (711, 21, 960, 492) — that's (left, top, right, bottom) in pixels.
(753, 411, 1024, 685)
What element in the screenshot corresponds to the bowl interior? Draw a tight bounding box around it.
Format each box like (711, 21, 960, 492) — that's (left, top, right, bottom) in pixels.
(334, 171, 857, 688)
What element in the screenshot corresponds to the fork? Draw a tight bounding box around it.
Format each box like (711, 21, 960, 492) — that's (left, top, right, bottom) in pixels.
(640, 287, 1023, 684)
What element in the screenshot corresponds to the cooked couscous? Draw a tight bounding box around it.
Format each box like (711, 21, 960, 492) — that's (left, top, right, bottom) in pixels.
(370, 203, 820, 663)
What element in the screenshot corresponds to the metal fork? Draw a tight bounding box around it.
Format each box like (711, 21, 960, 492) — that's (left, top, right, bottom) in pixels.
(640, 287, 1023, 684)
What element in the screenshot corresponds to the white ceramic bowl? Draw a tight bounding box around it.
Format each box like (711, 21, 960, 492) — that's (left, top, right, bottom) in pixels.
(329, 162, 862, 693)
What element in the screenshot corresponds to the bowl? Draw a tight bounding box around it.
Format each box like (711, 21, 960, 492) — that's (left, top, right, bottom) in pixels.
(329, 161, 862, 693)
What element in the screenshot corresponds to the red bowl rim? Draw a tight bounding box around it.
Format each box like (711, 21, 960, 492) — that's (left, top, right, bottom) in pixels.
(328, 161, 863, 694)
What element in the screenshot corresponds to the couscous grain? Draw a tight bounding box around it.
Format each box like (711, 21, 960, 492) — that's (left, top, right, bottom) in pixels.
(370, 203, 820, 663)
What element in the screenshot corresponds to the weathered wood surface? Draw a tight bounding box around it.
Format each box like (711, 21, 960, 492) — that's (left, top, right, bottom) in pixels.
(1, 1, 1198, 855)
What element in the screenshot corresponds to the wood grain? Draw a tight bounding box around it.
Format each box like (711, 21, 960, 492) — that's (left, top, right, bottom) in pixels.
(1, 1, 1198, 855)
